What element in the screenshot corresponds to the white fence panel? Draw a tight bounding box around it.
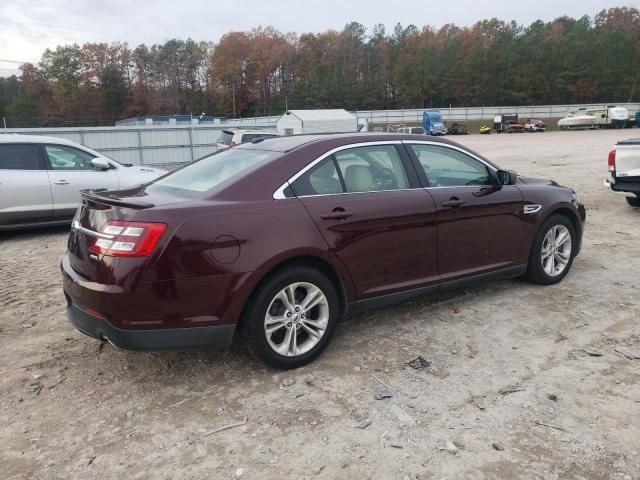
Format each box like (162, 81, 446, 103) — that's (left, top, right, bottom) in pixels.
(1, 124, 272, 166)
(3, 103, 638, 165)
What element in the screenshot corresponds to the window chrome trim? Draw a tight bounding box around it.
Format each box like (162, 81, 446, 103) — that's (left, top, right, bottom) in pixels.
(272, 141, 403, 199)
(272, 140, 501, 200)
(401, 140, 499, 173)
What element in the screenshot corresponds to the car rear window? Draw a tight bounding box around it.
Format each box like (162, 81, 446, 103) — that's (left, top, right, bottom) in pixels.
(218, 131, 234, 146)
(148, 148, 278, 195)
(0, 144, 42, 170)
(241, 133, 278, 143)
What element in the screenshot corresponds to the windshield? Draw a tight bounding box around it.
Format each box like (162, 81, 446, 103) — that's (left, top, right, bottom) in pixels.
(147, 148, 278, 196)
(426, 113, 443, 125)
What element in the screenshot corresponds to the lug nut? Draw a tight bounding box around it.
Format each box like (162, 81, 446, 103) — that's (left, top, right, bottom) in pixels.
(286, 312, 292, 317)
(295, 307, 300, 312)
(287, 322, 293, 328)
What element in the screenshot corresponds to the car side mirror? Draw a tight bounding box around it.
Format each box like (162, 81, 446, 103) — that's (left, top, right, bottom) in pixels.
(91, 158, 110, 170)
(496, 170, 517, 186)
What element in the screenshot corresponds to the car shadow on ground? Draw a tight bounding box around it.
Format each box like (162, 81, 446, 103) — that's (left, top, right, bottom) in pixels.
(78, 277, 527, 388)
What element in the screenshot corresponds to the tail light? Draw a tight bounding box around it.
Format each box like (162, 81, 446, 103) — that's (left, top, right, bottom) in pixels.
(89, 221, 166, 257)
(230, 140, 237, 147)
(608, 150, 616, 172)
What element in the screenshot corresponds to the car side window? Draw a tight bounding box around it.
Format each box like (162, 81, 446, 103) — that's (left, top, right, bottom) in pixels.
(0, 144, 42, 170)
(334, 145, 409, 193)
(409, 144, 492, 187)
(290, 145, 411, 197)
(45, 144, 99, 171)
(290, 158, 344, 196)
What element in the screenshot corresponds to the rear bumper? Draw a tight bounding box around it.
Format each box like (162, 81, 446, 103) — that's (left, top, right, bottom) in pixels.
(66, 300, 235, 351)
(61, 253, 243, 350)
(604, 177, 640, 196)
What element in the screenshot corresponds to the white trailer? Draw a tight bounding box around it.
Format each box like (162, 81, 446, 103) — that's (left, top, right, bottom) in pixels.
(276, 109, 358, 135)
(584, 106, 629, 129)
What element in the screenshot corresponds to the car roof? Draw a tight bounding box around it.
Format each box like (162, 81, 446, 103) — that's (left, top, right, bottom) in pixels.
(0, 133, 81, 146)
(236, 132, 462, 153)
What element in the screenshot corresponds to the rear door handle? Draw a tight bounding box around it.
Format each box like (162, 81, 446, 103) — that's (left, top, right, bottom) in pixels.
(54, 180, 70, 185)
(441, 197, 465, 208)
(320, 208, 353, 220)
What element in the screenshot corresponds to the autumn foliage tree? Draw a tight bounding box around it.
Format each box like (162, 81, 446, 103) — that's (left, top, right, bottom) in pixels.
(1, 7, 639, 127)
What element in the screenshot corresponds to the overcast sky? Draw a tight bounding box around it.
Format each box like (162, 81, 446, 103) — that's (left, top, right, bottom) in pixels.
(1, 0, 636, 76)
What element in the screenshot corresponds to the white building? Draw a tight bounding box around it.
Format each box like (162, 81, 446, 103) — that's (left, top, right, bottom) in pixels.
(276, 109, 358, 135)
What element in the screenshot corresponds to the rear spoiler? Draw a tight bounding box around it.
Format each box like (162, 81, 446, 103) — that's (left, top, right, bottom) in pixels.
(80, 189, 155, 209)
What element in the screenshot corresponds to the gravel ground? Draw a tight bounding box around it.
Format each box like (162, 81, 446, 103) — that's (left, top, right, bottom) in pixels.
(1, 129, 639, 480)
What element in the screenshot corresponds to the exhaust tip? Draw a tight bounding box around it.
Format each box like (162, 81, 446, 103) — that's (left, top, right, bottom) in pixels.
(100, 335, 118, 349)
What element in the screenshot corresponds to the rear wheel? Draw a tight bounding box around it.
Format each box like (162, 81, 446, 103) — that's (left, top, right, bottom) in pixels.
(626, 195, 640, 207)
(241, 265, 340, 370)
(526, 214, 576, 285)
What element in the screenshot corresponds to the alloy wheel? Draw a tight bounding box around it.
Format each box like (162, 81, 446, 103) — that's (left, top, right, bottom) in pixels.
(541, 225, 572, 277)
(264, 282, 329, 357)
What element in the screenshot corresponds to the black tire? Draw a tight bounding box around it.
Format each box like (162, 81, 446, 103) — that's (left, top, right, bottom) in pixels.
(240, 265, 340, 370)
(526, 214, 577, 285)
(626, 196, 640, 207)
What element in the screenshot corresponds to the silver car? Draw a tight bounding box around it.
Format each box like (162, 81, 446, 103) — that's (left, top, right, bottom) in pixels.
(0, 134, 166, 230)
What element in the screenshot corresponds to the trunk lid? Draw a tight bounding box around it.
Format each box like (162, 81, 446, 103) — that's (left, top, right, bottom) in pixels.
(67, 193, 146, 280)
(66, 187, 189, 281)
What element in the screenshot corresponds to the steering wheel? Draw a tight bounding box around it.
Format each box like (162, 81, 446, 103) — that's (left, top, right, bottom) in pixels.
(372, 167, 397, 190)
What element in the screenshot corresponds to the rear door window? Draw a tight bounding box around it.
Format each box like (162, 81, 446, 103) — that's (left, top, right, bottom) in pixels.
(290, 158, 344, 196)
(291, 144, 410, 196)
(335, 145, 409, 192)
(0, 144, 43, 170)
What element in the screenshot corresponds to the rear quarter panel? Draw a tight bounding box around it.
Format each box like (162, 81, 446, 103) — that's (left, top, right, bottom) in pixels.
(135, 198, 355, 325)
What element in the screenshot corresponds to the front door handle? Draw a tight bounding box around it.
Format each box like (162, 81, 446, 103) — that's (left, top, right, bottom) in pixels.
(54, 180, 70, 185)
(441, 197, 465, 208)
(320, 208, 353, 220)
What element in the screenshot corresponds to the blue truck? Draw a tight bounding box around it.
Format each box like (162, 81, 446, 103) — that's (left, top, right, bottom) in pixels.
(422, 111, 447, 135)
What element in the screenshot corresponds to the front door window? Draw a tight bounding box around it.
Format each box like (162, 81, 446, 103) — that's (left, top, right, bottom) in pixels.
(409, 144, 492, 187)
(45, 145, 99, 170)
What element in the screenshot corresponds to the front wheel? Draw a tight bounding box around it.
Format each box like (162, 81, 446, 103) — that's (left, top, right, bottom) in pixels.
(240, 265, 340, 370)
(526, 214, 576, 285)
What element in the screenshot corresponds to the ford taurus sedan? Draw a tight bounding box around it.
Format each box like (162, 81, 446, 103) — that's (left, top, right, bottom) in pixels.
(0, 134, 165, 230)
(62, 134, 585, 369)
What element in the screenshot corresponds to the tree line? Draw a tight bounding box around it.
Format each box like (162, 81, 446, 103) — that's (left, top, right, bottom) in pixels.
(1, 7, 639, 127)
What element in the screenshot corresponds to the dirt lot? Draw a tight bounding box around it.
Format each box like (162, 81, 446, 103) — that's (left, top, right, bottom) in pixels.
(1, 130, 639, 480)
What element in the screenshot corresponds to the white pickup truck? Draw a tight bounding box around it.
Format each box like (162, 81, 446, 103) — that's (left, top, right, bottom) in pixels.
(605, 138, 640, 207)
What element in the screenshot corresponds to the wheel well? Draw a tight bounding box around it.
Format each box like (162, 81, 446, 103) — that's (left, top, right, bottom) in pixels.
(549, 207, 580, 235)
(243, 255, 349, 322)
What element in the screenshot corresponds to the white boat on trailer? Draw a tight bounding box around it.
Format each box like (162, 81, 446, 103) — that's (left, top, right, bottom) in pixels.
(558, 106, 630, 131)
(558, 114, 597, 131)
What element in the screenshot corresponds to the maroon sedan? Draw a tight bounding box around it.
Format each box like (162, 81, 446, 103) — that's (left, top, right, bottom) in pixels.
(62, 134, 585, 369)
